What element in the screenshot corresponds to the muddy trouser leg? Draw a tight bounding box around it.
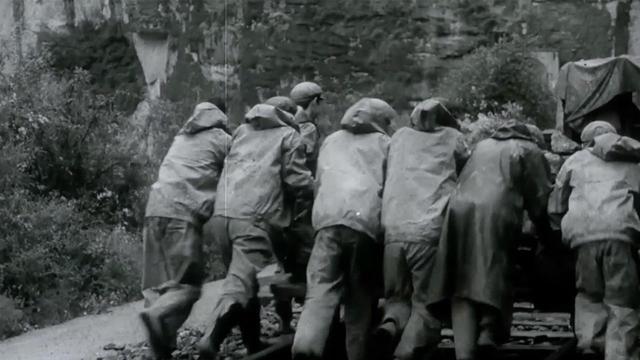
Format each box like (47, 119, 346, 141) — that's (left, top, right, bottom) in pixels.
(240, 296, 266, 353)
(141, 285, 202, 351)
(377, 243, 411, 358)
(293, 219, 315, 283)
(343, 230, 380, 360)
(274, 220, 314, 333)
(451, 297, 479, 360)
(601, 241, 640, 360)
(292, 227, 344, 359)
(140, 217, 205, 357)
(393, 242, 440, 360)
(199, 219, 275, 355)
(574, 243, 607, 354)
(203, 215, 232, 270)
(477, 306, 499, 348)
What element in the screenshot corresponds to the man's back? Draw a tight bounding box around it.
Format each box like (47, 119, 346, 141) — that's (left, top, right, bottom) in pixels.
(312, 129, 390, 239)
(382, 126, 464, 243)
(214, 105, 313, 229)
(146, 117, 231, 224)
(552, 134, 640, 247)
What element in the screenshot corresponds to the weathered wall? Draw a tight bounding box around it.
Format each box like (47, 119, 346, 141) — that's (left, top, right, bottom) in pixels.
(1, 0, 639, 122)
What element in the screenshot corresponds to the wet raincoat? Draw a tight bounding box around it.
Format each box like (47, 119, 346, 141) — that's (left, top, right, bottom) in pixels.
(548, 133, 640, 359)
(214, 104, 314, 228)
(199, 104, 314, 357)
(145, 103, 231, 225)
(378, 99, 469, 360)
(294, 106, 320, 173)
(294, 98, 395, 360)
(549, 132, 640, 248)
(382, 100, 469, 244)
(140, 103, 231, 357)
(311, 98, 393, 240)
(143, 103, 231, 295)
(426, 121, 552, 341)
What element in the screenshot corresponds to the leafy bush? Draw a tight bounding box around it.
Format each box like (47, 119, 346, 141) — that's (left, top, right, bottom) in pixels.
(0, 54, 233, 339)
(0, 55, 148, 338)
(0, 295, 24, 339)
(0, 55, 147, 226)
(40, 21, 145, 112)
(435, 37, 556, 129)
(0, 192, 141, 336)
(460, 102, 534, 149)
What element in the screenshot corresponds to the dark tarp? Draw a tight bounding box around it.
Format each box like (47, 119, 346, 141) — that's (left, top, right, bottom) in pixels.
(555, 55, 640, 132)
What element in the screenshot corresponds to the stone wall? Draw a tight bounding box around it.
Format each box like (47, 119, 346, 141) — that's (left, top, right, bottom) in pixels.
(1, 0, 639, 123)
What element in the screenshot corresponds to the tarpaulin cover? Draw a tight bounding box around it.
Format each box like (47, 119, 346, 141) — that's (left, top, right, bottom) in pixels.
(555, 55, 640, 130)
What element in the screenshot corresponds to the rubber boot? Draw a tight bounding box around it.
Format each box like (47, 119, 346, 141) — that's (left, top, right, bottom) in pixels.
(275, 299, 294, 334)
(140, 285, 201, 359)
(373, 320, 398, 360)
(197, 301, 243, 360)
(239, 297, 268, 354)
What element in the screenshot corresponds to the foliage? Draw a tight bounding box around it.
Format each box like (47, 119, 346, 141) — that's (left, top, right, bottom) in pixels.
(460, 102, 534, 149)
(0, 55, 146, 338)
(0, 55, 147, 226)
(435, 37, 556, 129)
(0, 192, 141, 338)
(40, 21, 144, 112)
(0, 295, 24, 339)
(0, 55, 230, 338)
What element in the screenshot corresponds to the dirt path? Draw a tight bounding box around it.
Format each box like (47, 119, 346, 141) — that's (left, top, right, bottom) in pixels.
(0, 281, 223, 360)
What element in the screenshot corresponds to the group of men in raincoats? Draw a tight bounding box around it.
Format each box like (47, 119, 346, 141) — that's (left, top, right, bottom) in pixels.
(139, 78, 640, 360)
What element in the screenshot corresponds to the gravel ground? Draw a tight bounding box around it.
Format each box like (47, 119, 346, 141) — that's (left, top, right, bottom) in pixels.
(100, 301, 302, 360)
(101, 302, 571, 360)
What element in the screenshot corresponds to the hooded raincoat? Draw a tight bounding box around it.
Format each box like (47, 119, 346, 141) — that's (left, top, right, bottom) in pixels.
(548, 133, 640, 359)
(140, 103, 231, 357)
(270, 104, 321, 332)
(143, 103, 231, 294)
(549, 132, 640, 248)
(426, 121, 552, 341)
(200, 104, 314, 356)
(294, 98, 395, 360)
(311, 98, 393, 240)
(382, 99, 469, 244)
(145, 103, 231, 225)
(378, 99, 469, 360)
(294, 106, 320, 173)
(213, 104, 313, 229)
(274, 105, 319, 278)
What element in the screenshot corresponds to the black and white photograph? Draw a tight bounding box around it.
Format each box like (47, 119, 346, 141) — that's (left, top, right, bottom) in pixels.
(1, 1, 640, 359)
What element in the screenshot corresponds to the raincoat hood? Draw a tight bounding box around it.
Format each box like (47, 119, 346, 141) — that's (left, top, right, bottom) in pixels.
(340, 98, 396, 135)
(410, 99, 457, 131)
(591, 133, 640, 162)
(180, 102, 228, 134)
(491, 121, 539, 144)
(580, 120, 617, 145)
(245, 104, 297, 130)
(265, 96, 298, 116)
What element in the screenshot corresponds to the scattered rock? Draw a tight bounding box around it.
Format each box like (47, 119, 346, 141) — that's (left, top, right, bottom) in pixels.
(547, 130, 580, 155)
(108, 301, 294, 359)
(104, 343, 125, 351)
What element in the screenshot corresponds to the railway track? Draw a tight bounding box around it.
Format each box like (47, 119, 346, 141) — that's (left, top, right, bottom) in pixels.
(241, 334, 579, 360)
(242, 300, 582, 360)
